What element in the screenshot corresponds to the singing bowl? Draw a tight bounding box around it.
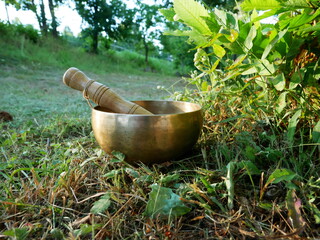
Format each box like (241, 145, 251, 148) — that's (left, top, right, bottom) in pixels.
(91, 100, 203, 164)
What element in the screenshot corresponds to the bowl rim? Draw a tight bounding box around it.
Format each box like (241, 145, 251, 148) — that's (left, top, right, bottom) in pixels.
(91, 100, 202, 116)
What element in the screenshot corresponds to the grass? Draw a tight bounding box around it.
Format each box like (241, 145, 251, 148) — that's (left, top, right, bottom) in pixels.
(1, 27, 320, 239)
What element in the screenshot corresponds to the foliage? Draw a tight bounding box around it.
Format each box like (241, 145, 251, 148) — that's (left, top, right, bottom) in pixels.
(130, 1, 164, 68)
(162, 0, 320, 143)
(75, 0, 134, 53)
(159, 0, 320, 237)
(201, 0, 237, 11)
(0, 21, 39, 43)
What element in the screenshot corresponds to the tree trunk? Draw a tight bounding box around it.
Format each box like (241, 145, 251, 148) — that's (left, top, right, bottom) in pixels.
(31, 0, 43, 32)
(92, 30, 99, 54)
(4, 2, 10, 24)
(48, 0, 58, 37)
(143, 35, 149, 66)
(40, 0, 48, 35)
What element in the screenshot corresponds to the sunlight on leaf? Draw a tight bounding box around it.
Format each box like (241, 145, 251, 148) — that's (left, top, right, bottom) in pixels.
(287, 109, 302, 144)
(312, 121, 320, 143)
(276, 91, 288, 114)
(270, 73, 286, 91)
(173, 0, 211, 35)
(266, 168, 297, 185)
(241, 0, 281, 11)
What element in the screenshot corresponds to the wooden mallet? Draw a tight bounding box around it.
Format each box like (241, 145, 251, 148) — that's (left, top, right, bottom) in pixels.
(63, 67, 153, 115)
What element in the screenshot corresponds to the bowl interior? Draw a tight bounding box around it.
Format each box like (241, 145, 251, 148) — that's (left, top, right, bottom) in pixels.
(94, 100, 202, 115)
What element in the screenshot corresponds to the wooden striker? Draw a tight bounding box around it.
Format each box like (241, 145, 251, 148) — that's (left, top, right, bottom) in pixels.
(63, 67, 153, 115)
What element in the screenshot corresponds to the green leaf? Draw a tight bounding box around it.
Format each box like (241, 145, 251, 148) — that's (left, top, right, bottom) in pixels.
(298, 22, 320, 33)
(261, 30, 287, 60)
(312, 121, 320, 143)
(288, 9, 320, 30)
(173, 0, 211, 35)
(241, 0, 281, 11)
(266, 168, 297, 185)
(145, 184, 191, 218)
(281, 0, 314, 9)
(212, 44, 226, 58)
(244, 25, 257, 52)
(90, 193, 111, 214)
(201, 81, 209, 92)
(289, 71, 303, 90)
(270, 73, 286, 91)
(73, 224, 102, 237)
(50, 228, 65, 239)
(111, 151, 125, 162)
(159, 8, 176, 21)
(276, 91, 288, 114)
(160, 173, 181, 184)
(2, 228, 29, 240)
(240, 161, 261, 175)
(103, 169, 120, 178)
(287, 109, 302, 144)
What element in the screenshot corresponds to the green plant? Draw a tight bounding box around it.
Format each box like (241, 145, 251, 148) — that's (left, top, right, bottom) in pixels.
(161, 0, 320, 142)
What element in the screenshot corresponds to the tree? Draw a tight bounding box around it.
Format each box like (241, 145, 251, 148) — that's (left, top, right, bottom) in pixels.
(201, 0, 236, 11)
(14, 0, 48, 35)
(132, 1, 164, 68)
(48, 0, 62, 37)
(75, 0, 133, 53)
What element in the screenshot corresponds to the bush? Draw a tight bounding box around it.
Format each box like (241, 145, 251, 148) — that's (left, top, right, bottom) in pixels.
(0, 21, 39, 43)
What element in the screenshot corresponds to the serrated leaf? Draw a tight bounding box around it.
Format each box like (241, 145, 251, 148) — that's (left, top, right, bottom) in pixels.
(312, 121, 320, 143)
(271, 73, 286, 91)
(287, 109, 302, 144)
(241, 0, 281, 11)
(90, 193, 111, 214)
(173, 0, 211, 35)
(266, 168, 297, 185)
(276, 91, 288, 114)
(145, 184, 191, 218)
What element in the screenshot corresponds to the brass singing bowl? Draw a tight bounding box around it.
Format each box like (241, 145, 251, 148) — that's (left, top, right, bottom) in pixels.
(92, 100, 203, 164)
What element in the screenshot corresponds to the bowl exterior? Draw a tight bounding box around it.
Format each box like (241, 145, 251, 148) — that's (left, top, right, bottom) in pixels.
(91, 101, 202, 164)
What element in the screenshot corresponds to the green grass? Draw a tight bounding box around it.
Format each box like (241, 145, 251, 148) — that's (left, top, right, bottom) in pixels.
(1, 25, 320, 239)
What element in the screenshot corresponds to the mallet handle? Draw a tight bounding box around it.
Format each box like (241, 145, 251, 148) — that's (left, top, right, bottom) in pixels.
(63, 67, 153, 115)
